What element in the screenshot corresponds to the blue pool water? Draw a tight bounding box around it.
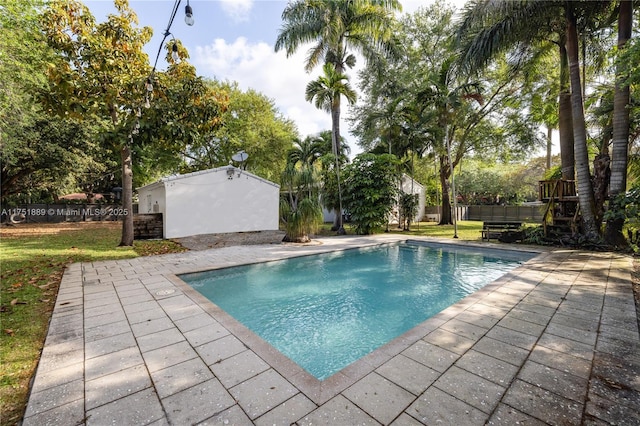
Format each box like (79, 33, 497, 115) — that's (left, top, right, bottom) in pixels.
(180, 242, 534, 380)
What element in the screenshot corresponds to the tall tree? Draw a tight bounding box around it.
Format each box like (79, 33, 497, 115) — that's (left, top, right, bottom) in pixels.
(457, 0, 620, 238)
(305, 63, 357, 231)
(41, 0, 152, 245)
(275, 0, 401, 229)
(353, 3, 541, 226)
(457, 0, 576, 180)
(41, 0, 226, 245)
(605, 0, 634, 246)
(565, 2, 601, 238)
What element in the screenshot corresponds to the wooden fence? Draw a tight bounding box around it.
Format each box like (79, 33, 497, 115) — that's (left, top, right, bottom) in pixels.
(425, 205, 544, 223)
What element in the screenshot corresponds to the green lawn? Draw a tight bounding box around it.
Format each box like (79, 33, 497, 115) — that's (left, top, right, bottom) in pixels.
(316, 220, 485, 241)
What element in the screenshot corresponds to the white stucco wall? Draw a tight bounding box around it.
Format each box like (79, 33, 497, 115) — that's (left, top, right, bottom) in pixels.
(137, 167, 280, 239)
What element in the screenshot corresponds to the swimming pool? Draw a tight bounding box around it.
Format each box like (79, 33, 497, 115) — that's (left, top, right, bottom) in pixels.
(180, 241, 534, 380)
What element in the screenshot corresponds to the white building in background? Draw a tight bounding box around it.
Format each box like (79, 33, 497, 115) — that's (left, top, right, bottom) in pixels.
(322, 174, 425, 224)
(136, 166, 280, 239)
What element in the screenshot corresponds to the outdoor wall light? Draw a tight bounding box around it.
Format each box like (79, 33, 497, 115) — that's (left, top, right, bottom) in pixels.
(226, 166, 235, 180)
(185, 1, 194, 26)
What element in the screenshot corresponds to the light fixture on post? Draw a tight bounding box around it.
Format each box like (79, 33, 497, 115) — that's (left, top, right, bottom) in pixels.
(185, 0, 194, 26)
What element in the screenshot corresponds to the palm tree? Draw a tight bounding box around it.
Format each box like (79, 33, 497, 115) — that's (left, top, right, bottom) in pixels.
(605, 0, 633, 246)
(287, 135, 324, 169)
(457, 0, 618, 238)
(275, 0, 401, 75)
(417, 58, 483, 226)
(275, 0, 400, 231)
(457, 0, 575, 180)
(305, 63, 357, 232)
(281, 138, 324, 243)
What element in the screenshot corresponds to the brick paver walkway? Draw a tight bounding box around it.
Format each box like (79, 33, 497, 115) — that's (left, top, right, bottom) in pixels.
(23, 235, 639, 425)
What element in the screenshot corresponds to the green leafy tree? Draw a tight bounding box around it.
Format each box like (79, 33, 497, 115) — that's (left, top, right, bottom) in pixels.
(40, 0, 227, 245)
(182, 80, 297, 183)
(1, 117, 109, 203)
(40, 0, 153, 245)
(352, 3, 541, 226)
(0, 0, 108, 203)
(398, 192, 419, 231)
(342, 153, 400, 234)
(457, 0, 622, 239)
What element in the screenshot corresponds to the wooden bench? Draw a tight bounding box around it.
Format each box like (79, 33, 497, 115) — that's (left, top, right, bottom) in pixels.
(481, 221, 522, 241)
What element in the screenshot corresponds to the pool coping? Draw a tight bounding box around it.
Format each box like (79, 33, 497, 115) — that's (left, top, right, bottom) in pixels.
(22, 234, 639, 425)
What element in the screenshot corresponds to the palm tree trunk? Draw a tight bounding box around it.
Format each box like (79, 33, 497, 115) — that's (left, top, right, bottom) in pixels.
(566, 5, 598, 238)
(331, 98, 344, 232)
(605, 0, 633, 246)
(120, 143, 134, 246)
(438, 154, 452, 225)
(558, 39, 575, 180)
(546, 126, 552, 170)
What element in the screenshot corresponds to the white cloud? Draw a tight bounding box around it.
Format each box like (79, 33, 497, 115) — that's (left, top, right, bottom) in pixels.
(193, 37, 345, 142)
(219, 0, 254, 23)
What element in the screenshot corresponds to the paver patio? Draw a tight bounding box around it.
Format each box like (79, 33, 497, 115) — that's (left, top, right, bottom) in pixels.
(23, 235, 639, 425)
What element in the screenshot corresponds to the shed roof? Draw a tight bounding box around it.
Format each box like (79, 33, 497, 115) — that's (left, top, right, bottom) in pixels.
(136, 166, 280, 192)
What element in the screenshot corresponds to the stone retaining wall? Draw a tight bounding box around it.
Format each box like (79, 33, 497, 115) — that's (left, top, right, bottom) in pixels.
(133, 213, 163, 239)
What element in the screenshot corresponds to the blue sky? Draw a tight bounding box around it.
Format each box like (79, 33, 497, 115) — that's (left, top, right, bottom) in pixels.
(85, 0, 468, 155)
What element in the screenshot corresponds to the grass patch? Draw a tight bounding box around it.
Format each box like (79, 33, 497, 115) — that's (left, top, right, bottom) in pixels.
(388, 220, 484, 240)
(0, 222, 185, 425)
(315, 220, 485, 240)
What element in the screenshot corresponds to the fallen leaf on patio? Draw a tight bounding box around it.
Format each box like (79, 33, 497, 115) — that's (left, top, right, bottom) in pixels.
(4, 329, 14, 336)
(39, 284, 50, 289)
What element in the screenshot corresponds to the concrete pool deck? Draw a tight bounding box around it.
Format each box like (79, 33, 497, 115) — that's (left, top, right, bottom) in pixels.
(23, 235, 639, 425)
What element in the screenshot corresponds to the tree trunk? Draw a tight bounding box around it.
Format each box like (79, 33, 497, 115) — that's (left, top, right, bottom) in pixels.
(565, 6, 599, 238)
(119, 144, 134, 246)
(546, 126, 552, 170)
(331, 96, 344, 233)
(558, 39, 575, 180)
(438, 154, 452, 225)
(605, 0, 632, 247)
(593, 152, 610, 226)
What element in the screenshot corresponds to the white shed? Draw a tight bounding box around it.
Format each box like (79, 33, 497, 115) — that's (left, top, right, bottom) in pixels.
(136, 166, 280, 239)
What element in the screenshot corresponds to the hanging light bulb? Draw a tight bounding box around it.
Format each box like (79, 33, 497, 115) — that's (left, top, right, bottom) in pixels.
(185, 1, 194, 26)
(136, 107, 142, 117)
(171, 42, 180, 62)
(145, 78, 153, 92)
(144, 96, 151, 109)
